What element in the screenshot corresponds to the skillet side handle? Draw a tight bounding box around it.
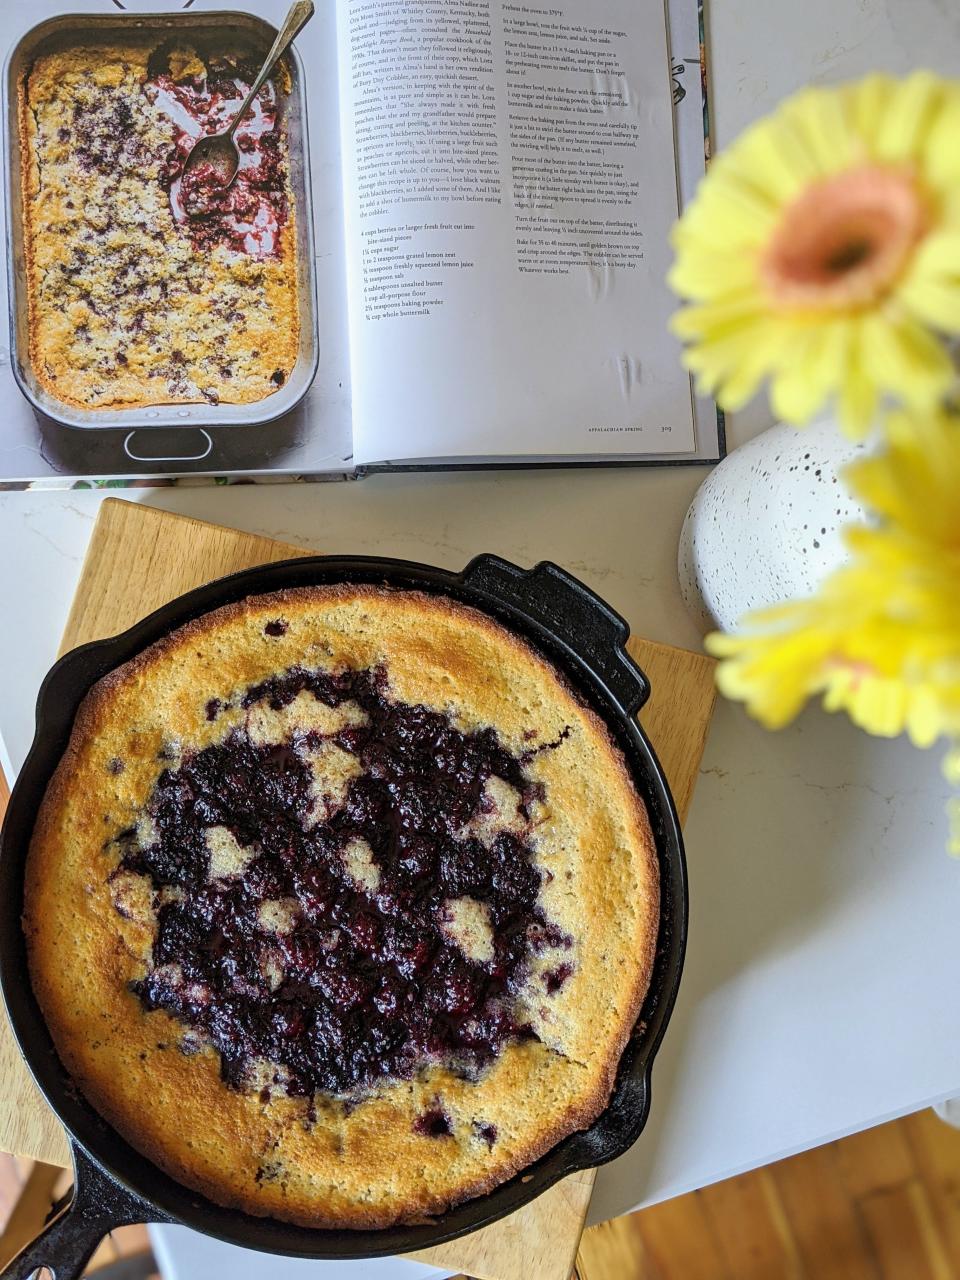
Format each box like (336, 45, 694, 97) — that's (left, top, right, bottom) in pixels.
(461, 556, 650, 716)
(0, 1146, 171, 1280)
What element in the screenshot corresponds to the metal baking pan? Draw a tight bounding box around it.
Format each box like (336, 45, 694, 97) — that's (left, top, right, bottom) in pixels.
(3, 9, 319, 459)
(0, 555, 687, 1278)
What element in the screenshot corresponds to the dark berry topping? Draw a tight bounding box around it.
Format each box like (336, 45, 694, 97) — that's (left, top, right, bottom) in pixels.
(521, 725, 571, 764)
(474, 1121, 498, 1147)
(122, 665, 573, 1100)
(414, 1107, 453, 1138)
(544, 963, 573, 994)
(264, 620, 288, 637)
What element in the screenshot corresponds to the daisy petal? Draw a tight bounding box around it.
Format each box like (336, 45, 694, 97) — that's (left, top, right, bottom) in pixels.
(849, 74, 896, 153)
(714, 342, 780, 410)
(728, 117, 820, 203)
(899, 278, 960, 335)
(670, 294, 767, 340)
(837, 329, 879, 439)
(923, 92, 960, 187)
(874, 71, 943, 163)
(862, 312, 955, 404)
(667, 250, 758, 301)
(899, 230, 960, 332)
(784, 88, 855, 175)
(905, 685, 947, 748)
(769, 324, 848, 424)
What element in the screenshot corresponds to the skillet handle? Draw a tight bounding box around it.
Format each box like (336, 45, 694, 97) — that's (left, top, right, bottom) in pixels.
(461, 555, 650, 716)
(0, 1145, 170, 1280)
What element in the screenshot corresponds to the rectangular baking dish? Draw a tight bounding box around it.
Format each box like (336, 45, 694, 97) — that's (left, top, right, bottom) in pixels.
(3, 9, 320, 435)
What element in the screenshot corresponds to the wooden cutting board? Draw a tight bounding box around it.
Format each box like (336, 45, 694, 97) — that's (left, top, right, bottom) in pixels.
(0, 498, 716, 1280)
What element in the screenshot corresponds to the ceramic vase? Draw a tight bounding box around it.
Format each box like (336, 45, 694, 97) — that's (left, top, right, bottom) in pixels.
(678, 417, 867, 634)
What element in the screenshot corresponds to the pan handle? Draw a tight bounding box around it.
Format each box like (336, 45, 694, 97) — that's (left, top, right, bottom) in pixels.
(123, 430, 213, 463)
(0, 1145, 171, 1280)
(460, 555, 650, 715)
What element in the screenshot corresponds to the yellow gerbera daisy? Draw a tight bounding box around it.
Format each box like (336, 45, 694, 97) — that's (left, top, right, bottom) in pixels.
(704, 405, 960, 751)
(670, 73, 960, 438)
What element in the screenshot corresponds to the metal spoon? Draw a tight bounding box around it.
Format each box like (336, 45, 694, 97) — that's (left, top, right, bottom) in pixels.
(181, 0, 314, 205)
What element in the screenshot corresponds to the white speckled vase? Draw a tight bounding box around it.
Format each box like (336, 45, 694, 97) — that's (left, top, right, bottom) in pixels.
(678, 417, 868, 634)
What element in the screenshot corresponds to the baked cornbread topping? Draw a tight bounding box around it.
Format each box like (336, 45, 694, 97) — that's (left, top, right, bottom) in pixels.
(26, 587, 659, 1228)
(19, 38, 299, 409)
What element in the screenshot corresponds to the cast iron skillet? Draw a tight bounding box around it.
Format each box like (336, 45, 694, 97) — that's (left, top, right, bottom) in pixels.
(0, 554, 687, 1279)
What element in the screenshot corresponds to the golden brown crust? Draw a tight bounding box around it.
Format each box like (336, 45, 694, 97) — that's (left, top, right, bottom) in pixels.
(19, 39, 299, 410)
(25, 586, 658, 1228)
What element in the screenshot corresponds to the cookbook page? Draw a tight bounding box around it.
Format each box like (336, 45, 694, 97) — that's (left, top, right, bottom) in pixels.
(335, 0, 696, 463)
(0, 0, 353, 485)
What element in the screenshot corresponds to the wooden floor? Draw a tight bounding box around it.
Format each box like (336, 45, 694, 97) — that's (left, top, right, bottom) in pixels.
(575, 1109, 960, 1280)
(0, 1108, 957, 1277)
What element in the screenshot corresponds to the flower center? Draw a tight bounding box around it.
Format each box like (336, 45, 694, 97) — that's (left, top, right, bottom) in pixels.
(761, 166, 927, 309)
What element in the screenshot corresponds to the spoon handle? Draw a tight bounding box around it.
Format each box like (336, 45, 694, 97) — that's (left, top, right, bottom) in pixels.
(226, 0, 315, 141)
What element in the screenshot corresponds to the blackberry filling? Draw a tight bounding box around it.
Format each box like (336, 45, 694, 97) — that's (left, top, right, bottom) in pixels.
(414, 1107, 453, 1138)
(543, 963, 573, 994)
(474, 1121, 498, 1147)
(123, 666, 572, 1099)
(146, 62, 288, 260)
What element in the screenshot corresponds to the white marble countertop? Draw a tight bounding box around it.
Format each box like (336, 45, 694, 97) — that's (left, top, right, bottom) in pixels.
(2, 0, 959, 1274)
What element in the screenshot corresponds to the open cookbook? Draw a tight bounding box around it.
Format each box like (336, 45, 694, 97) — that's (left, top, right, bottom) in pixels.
(0, 0, 720, 484)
